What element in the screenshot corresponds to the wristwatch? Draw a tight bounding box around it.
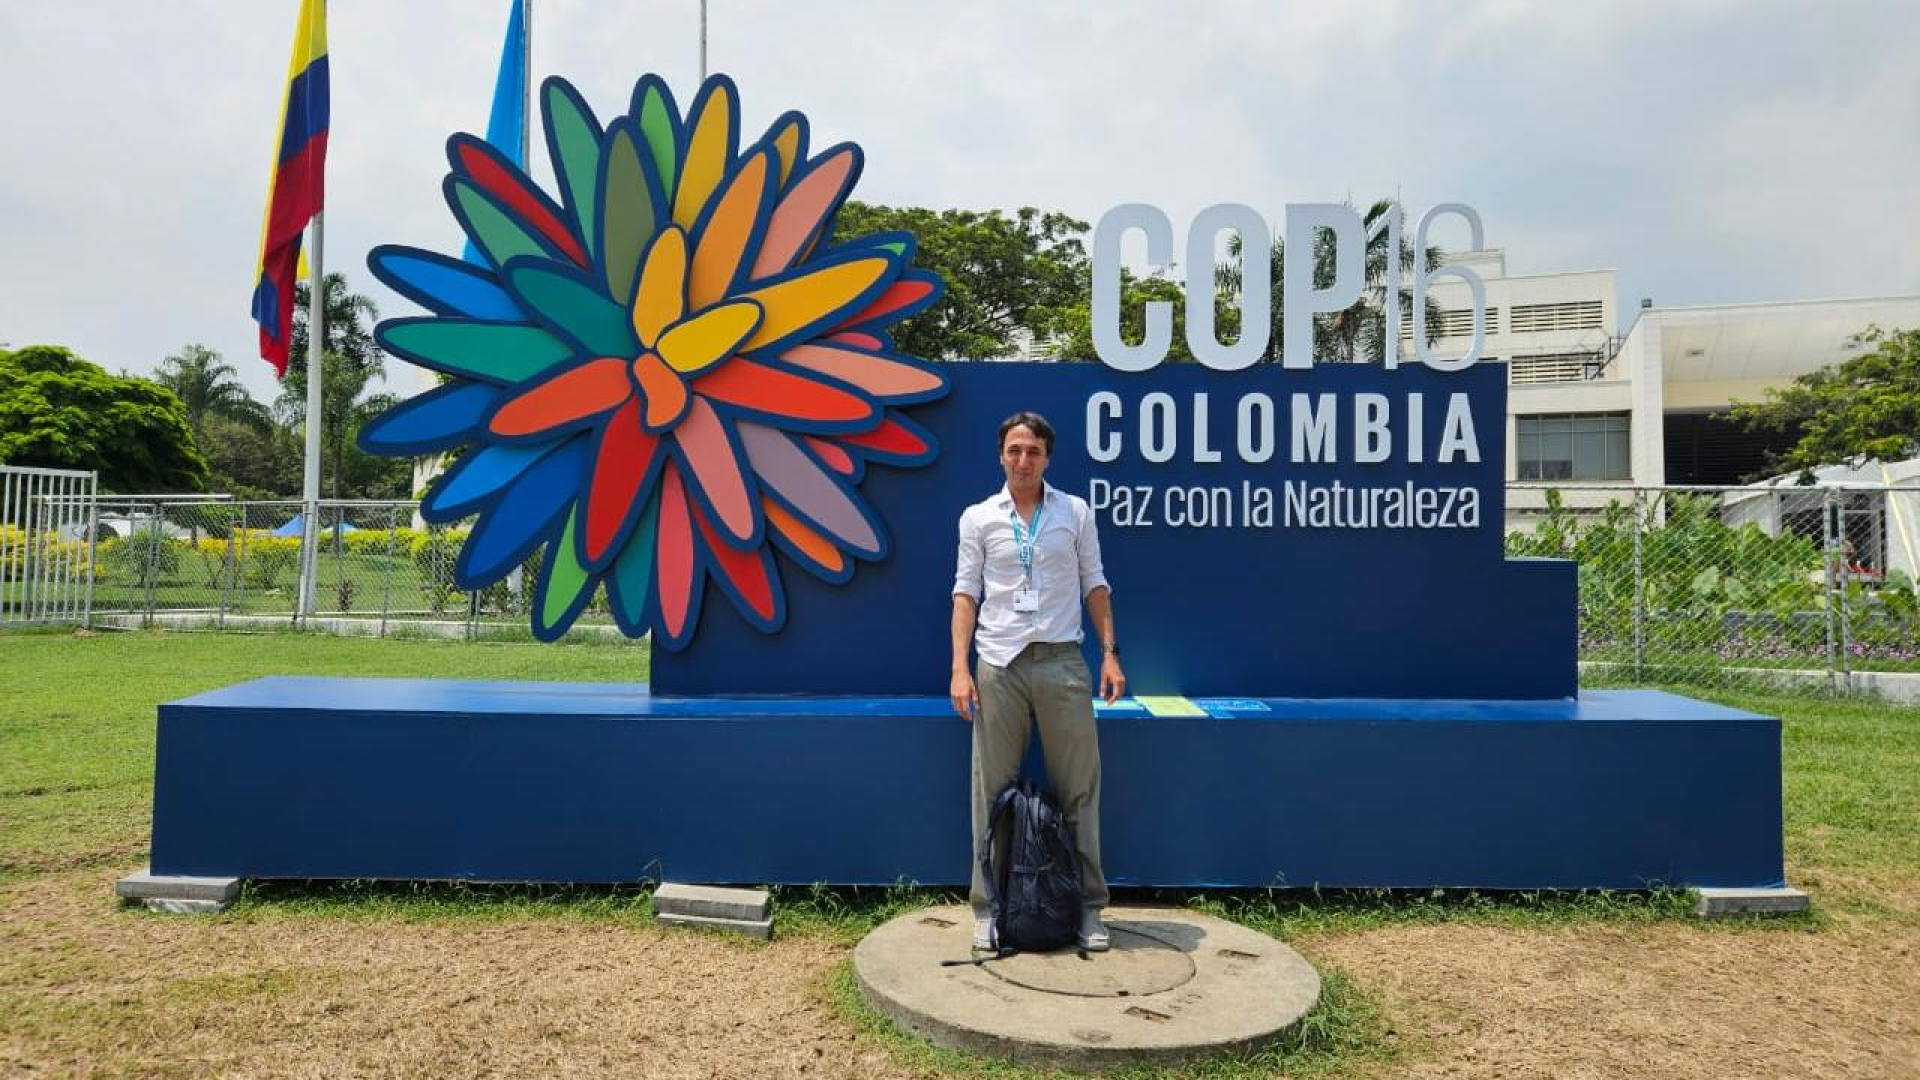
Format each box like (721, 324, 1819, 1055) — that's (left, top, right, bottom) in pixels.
(1102, 641, 1121, 657)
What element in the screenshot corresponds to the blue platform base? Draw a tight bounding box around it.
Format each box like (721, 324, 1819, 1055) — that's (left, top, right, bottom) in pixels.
(149, 678, 1784, 890)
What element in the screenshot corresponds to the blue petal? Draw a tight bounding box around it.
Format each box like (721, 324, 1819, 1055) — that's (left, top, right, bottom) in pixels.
(455, 439, 588, 585)
(369, 245, 524, 321)
(358, 383, 502, 454)
(424, 440, 562, 518)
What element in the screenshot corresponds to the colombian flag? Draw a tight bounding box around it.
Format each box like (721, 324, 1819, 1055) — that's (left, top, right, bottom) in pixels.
(251, 0, 329, 378)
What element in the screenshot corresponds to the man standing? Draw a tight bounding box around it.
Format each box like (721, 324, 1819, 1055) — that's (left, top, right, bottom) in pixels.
(951, 411, 1126, 952)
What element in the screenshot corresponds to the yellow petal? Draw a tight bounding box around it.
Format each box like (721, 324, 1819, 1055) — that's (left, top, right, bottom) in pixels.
(672, 81, 735, 229)
(769, 116, 802, 188)
(658, 300, 763, 375)
(737, 257, 891, 352)
(630, 227, 688, 348)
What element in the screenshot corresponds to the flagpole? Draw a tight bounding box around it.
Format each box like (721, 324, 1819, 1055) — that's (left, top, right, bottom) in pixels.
(699, 0, 707, 80)
(298, 212, 325, 621)
(522, 0, 532, 168)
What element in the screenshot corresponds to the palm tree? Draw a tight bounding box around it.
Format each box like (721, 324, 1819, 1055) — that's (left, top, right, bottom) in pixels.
(1218, 199, 1445, 365)
(277, 274, 396, 500)
(154, 344, 269, 437)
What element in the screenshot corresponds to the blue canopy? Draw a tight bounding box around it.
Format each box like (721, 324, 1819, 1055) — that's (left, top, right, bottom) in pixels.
(272, 513, 359, 538)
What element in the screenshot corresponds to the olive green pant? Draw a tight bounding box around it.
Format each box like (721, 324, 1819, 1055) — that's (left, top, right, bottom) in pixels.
(970, 640, 1109, 920)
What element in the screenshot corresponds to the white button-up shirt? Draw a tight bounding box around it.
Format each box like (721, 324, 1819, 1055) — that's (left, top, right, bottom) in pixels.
(953, 482, 1111, 668)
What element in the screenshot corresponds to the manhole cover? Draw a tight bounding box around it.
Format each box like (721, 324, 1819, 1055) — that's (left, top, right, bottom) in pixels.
(983, 927, 1197, 998)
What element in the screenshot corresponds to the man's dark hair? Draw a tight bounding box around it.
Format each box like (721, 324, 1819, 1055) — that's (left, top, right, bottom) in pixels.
(998, 411, 1055, 455)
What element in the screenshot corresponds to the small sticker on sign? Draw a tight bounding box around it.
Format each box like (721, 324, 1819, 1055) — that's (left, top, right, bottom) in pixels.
(1195, 698, 1272, 716)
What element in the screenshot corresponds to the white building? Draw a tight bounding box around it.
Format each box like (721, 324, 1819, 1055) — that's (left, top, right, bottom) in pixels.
(1418, 252, 1920, 530)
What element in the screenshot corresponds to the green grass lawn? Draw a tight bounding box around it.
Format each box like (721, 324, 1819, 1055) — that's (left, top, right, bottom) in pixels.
(2, 629, 1914, 1080)
(0, 628, 646, 880)
(2, 628, 1915, 924)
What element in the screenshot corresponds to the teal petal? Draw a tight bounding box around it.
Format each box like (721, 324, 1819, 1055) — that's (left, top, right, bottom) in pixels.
(504, 263, 638, 357)
(452, 179, 561, 270)
(378, 319, 575, 385)
(607, 488, 660, 635)
(544, 81, 604, 264)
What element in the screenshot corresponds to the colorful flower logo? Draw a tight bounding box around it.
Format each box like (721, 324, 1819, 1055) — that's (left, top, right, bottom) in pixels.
(361, 74, 947, 646)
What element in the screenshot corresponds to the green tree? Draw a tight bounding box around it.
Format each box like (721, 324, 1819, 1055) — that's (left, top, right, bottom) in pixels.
(1050, 271, 1201, 364)
(154, 344, 270, 438)
(1218, 199, 1444, 364)
(195, 413, 304, 500)
(1732, 326, 1920, 474)
(832, 203, 1089, 360)
(277, 274, 409, 499)
(0, 345, 209, 492)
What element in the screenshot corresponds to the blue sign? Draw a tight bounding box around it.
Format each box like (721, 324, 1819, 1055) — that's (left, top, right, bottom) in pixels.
(656, 361, 1576, 699)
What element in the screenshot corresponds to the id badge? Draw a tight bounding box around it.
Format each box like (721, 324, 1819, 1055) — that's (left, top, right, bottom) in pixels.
(1012, 587, 1040, 613)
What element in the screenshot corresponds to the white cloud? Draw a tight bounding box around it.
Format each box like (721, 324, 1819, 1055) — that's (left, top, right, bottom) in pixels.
(0, 0, 1915, 410)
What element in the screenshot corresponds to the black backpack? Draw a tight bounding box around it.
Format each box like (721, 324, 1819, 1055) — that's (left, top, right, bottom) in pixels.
(979, 779, 1084, 953)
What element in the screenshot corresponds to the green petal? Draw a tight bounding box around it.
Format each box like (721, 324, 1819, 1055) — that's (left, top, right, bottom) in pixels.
(611, 488, 659, 624)
(601, 127, 656, 307)
(637, 85, 679, 207)
(504, 264, 638, 358)
(537, 507, 595, 637)
(454, 180, 559, 270)
(545, 83, 604, 264)
(378, 320, 574, 384)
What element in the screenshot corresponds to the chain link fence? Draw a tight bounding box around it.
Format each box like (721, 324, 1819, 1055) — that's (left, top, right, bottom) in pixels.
(65, 488, 1920, 693)
(85, 498, 629, 643)
(1507, 484, 1920, 695)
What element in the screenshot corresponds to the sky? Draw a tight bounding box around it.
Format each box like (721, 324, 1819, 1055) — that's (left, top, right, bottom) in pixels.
(1, 0, 1916, 406)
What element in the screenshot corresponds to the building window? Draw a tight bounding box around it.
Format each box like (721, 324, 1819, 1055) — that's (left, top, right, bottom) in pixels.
(1406, 307, 1499, 338)
(1510, 301, 1603, 333)
(1517, 413, 1631, 480)
(1510, 351, 1606, 384)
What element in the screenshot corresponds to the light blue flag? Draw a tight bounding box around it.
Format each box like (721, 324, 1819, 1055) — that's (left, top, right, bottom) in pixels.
(463, 0, 528, 266)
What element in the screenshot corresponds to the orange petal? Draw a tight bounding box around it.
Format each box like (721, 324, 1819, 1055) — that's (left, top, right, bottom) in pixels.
(689, 150, 770, 310)
(489, 357, 631, 437)
(765, 496, 845, 575)
(630, 227, 688, 347)
(633, 352, 689, 431)
(693, 359, 878, 425)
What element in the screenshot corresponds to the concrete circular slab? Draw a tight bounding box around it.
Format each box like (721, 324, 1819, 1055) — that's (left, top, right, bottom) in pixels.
(852, 905, 1321, 1071)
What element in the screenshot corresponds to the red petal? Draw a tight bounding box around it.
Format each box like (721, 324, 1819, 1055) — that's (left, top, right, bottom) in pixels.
(584, 399, 658, 565)
(455, 139, 590, 267)
(836, 277, 935, 329)
(694, 359, 877, 425)
(803, 436, 855, 475)
(656, 461, 696, 640)
(839, 417, 930, 458)
(490, 358, 631, 437)
(691, 499, 776, 621)
(829, 332, 884, 351)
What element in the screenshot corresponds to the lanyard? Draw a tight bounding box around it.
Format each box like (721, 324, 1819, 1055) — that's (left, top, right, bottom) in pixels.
(1009, 500, 1045, 582)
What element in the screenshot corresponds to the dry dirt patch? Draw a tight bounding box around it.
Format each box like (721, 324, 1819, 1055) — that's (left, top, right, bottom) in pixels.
(1309, 921, 1920, 1080)
(6, 870, 1919, 1079)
